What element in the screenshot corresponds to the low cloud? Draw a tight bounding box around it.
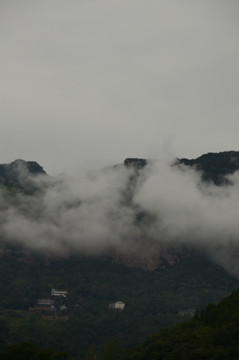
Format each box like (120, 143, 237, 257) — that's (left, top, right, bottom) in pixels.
(1, 158, 239, 277)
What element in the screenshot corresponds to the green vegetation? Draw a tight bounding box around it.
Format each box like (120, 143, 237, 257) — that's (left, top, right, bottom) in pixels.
(124, 286, 239, 360)
(2, 286, 239, 359)
(0, 254, 237, 357)
(0, 342, 70, 359)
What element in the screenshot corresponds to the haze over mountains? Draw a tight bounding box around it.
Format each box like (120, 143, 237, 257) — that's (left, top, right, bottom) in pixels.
(1, 151, 239, 277)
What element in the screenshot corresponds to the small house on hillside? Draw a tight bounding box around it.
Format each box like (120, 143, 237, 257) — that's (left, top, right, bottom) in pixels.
(51, 289, 68, 297)
(109, 301, 125, 310)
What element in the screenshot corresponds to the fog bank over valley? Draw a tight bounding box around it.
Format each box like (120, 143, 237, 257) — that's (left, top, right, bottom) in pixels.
(1, 153, 239, 277)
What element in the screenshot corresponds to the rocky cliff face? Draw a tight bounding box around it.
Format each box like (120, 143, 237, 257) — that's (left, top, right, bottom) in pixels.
(111, 244, 193, 271)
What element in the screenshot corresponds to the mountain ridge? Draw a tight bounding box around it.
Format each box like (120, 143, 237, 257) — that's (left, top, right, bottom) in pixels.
(0, 153, 239, 356)
(0, 159, 46, 189)
(1, 150, 239, 183)
(1, 151, 239, 273)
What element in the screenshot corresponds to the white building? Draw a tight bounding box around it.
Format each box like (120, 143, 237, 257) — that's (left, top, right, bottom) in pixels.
(51, 289, 68, 297)
(109, 301, 125, 310)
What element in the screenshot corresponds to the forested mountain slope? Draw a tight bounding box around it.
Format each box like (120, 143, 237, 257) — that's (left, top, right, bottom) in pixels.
(125, 286, 239, 360)
(0, 254, 237, 357)
(1, 151, 239, 357)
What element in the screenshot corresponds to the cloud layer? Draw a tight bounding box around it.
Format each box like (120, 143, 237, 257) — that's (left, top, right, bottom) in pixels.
(1, 158, 239, 277)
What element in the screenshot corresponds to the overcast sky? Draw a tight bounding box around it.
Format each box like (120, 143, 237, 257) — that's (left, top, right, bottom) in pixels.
(1, 0, 239, 175)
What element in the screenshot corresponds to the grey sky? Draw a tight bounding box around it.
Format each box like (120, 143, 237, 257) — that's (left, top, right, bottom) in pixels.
(1, 0, 239, 174)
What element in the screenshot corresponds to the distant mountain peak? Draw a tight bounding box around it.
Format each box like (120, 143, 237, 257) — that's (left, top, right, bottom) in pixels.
(124, 158, 147, 169)
(178, 151, 239, 185)
(0, 159, 46, 189)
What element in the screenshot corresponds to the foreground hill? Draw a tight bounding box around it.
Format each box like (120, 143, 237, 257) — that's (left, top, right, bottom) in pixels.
(0, 253, 237, 357)
(124, 286, 239, 360)
(0, 286, 239, 359)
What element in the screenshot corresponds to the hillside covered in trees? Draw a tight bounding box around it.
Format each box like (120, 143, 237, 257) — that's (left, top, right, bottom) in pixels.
(0, 254, 237, 357)
(1, 151, 239, 357)
(1, 285, 239, 359)
(122, 285, 239, 360)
